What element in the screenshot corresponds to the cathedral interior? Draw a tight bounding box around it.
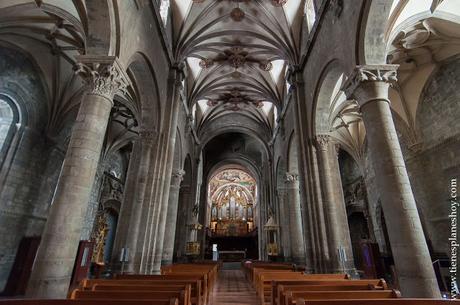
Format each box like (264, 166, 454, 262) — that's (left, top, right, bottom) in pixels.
(0, 0, 459, 302)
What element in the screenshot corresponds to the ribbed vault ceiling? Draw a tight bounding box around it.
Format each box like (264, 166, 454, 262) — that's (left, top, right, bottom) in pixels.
(172, 0, 305, 132)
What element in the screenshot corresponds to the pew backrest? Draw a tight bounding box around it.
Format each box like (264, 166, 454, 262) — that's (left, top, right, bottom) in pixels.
(0, 299, 179, 305)
(294, 299, 460, 305)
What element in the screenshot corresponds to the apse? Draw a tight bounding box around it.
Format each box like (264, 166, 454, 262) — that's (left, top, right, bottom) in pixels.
(207, 167, 257, 236)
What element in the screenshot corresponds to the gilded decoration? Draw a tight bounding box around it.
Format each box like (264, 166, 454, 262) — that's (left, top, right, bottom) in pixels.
(208, 169, 256, 236)
(91, 213, 109, 264)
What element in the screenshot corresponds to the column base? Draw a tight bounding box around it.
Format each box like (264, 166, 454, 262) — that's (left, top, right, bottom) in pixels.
(26, 275, 72, 299)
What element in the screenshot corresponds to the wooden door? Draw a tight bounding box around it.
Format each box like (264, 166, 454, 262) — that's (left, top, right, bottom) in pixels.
(1, 236, 41, 296)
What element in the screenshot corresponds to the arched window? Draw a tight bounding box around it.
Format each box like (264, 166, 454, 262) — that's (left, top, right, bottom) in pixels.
(160, 0, 170, 26)
(0, 96, 20, 164)
(304, 0, 316, 32)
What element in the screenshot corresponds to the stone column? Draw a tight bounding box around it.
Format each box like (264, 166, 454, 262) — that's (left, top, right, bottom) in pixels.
(161, 169, 185, 265)
(344, 65, 440, 298)
(174, 185, 192, 261)
(124, 130, 155, 273)
(310, 142, 329, 272)
(316, 135, 354, 272)
(284, 173, 306, 264)
(289, 70, 317, 272)
(26, 56, 128, 298)
(277, 188, 291, 260)
(147, 70, 182, 273)
(315, 135, 355, 272)
(111, 138, 142, 271)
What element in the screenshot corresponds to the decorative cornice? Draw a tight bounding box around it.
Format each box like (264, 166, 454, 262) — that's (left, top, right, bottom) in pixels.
(75, 56, 130, 101)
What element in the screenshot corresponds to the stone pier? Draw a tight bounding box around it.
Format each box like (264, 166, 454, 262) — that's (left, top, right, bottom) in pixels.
(345, 65, 440, 298)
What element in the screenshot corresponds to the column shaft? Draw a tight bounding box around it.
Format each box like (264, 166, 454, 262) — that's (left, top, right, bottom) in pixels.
(111, 138, 142, 271)
(124, 132, 154, 273)
(285, 173, 306, 264)
(161, 170, 185, 265)
(277, 189, 291, 260)
(311, 143, 329, 272)
(316, 135, 355, 272)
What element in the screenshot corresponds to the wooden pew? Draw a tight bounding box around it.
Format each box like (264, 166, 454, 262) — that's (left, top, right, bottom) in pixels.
(91, 284, 192, 305)
(255, 273, 349, 304)
(243, 262, 294, 282)
(70, 290, 186, 305)
(115, 273, 208, 302)
(285, 290, 400, 305)
(0, 300, 179, 305)
(295, 300, 460, 305)
(81, 279, 201, 305)
(161, 263, 219, 291)
(272, 279, 387, 305)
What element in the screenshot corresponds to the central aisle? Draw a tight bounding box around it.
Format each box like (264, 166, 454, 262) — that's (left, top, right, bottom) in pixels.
(209, 269, 260, 305)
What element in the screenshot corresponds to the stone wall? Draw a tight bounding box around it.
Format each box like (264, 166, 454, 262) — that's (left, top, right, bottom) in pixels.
(0, 47, 59, 290)
(403, 58, 460, 257)
(81, 150, 128, 240)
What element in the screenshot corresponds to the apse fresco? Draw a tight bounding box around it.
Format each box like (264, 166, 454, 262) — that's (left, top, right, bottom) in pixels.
(208, 169, 256, 236)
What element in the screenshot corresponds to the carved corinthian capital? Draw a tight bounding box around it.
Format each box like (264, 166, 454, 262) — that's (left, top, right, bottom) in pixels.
(171, 169, 186, 187)
(75, 56, 130, 101)
(285, 172, 299, 184)
(315, 134, 331, 151)
(343, 65, 398, 108)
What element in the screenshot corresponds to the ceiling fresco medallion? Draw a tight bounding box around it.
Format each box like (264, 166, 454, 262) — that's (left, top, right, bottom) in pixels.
(228, 46, 246, 69)
(199, 58, 214, 69)
(231, 7, 245, 21)
(259, 60, 273, 71)
(207, 99, 219, 107)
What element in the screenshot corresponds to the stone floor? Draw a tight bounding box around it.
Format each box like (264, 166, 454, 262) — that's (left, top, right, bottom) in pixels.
(208, 269, 260, 305)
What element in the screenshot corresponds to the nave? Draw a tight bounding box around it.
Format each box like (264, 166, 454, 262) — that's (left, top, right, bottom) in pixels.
(208, 269, 259, 305)
(0, 0, 459, 301)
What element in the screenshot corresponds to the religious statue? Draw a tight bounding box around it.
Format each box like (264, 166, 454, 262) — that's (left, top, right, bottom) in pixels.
(91, 213, 109, 264)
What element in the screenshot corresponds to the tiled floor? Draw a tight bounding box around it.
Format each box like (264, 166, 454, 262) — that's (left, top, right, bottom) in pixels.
(209, 270, 261, 305)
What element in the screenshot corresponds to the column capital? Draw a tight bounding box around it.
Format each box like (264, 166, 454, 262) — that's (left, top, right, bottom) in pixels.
(285, 172, 299, 184)
(75, 56, 130, 101)
(171, 169, 186, 187)
(343, 65, 398, 108)
(334, 143, 341, 157)
(315, 134, 331, 151)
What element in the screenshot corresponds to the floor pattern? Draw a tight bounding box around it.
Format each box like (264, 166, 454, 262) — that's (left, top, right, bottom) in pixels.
(208, 269, 260, 305)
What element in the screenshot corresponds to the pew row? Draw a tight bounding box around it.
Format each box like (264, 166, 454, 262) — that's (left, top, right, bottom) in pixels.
(272, 279, 388, 305)
(0, 300, 179, 305)
(80, 279, 201, 305)
(295, 300, 460, 305)
(284, 290, 400, 305)
(255, 272, 350, 304)
(70, 290, 186, 305)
